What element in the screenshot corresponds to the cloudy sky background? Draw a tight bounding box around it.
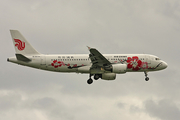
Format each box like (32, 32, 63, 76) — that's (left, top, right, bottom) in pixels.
(1, 0, 180, 120)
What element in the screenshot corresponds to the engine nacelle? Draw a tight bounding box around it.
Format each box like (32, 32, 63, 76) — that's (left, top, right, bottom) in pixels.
(112, 64, 127, 74)
(101, 73, 116, 80)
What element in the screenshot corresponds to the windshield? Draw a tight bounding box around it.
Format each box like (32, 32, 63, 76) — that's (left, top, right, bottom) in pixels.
(155, 58, 160, 60)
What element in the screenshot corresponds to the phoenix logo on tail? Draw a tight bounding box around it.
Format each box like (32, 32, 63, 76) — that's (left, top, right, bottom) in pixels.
(14, 39, 25, 51)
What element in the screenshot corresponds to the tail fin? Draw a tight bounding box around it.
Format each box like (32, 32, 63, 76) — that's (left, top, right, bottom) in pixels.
(10, 30, 40, 55)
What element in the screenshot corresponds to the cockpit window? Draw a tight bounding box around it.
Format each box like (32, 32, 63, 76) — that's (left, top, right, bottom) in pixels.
(155, 58, 160, 60)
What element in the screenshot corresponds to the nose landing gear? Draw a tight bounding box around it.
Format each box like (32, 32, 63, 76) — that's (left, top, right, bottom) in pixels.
(144, 71, 149, 81)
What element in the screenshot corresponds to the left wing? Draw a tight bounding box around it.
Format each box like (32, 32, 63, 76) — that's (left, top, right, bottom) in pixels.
(88, 46, 111, 68)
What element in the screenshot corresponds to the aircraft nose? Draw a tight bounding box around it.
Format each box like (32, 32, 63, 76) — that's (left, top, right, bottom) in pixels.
(162, 61, 168, 69)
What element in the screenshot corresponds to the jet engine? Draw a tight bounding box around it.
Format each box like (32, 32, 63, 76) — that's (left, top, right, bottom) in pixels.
(112, 64, 127, 74)
(104, 64, 127, 74)
(101, 73, 116, 80)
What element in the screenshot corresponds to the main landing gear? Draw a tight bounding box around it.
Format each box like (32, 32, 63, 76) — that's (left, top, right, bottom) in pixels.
(87, 74, 93, 84)
(144, 71, 149, 81)
(87, 74, 101, 84)
(87, 78, 93, 84)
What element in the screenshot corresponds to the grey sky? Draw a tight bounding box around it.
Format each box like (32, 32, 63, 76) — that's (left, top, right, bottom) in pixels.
(1, 0, 180, 120)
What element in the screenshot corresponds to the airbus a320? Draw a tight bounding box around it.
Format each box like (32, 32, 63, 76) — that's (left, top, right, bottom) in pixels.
(7, 30, 168, 84)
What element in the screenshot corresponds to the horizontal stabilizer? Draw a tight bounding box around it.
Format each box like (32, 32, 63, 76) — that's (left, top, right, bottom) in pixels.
(15, 54, 31, 62)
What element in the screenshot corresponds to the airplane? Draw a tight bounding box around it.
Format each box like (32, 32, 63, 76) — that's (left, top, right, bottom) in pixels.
(7, 30, 168, 84)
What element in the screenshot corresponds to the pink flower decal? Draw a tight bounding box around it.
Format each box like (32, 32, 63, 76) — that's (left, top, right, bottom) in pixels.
(127, 56, 142, 71)
(73, 64, 77, 67)
(141, 62, 148, 69)
(51, 60, 65, 68)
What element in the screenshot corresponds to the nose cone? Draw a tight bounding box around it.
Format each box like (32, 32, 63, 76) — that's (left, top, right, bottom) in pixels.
(162, 61, 168, 69)
(156, 61, 168, 71)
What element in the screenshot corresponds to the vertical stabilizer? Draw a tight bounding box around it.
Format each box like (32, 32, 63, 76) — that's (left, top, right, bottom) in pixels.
(10, 30, 40, 55)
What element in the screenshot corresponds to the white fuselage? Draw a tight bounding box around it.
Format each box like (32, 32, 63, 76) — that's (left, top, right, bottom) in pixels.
(8, 54, 167, 73)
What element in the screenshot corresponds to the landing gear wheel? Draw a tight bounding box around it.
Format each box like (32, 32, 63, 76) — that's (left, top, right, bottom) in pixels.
(144, 71, 149, 81)
(94, 74, 100, 80)
(87, 78, 93, 84)
(145, 77, 149, 81)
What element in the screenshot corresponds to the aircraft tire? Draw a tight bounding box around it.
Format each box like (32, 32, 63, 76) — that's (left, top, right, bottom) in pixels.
(145, 77, 149, 81)
(94, 74, 100, 80)
(87, 78, 93, 84)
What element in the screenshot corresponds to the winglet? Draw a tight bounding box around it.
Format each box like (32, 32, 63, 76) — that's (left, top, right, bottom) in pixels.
(87, 46, 91, 51)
